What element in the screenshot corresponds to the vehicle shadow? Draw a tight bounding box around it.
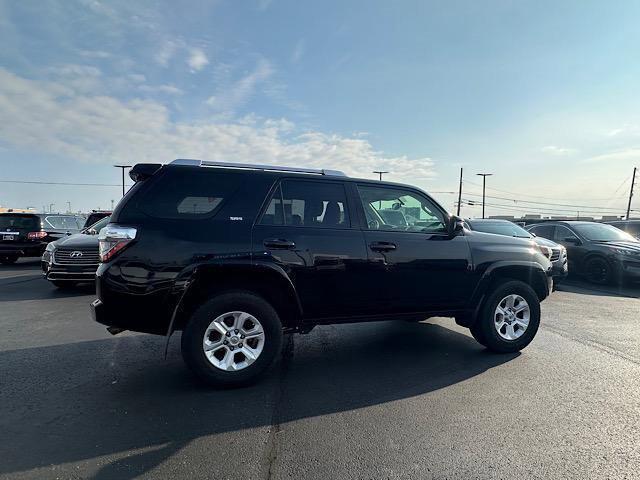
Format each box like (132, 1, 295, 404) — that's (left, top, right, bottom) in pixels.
(0, 277, 95, 302)
(0, 321, 517, 478)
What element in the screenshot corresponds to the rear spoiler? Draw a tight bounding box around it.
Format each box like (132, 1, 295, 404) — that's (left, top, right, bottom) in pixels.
(129, 164, 162, 182)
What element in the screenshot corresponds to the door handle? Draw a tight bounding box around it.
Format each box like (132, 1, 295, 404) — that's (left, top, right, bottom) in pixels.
(369, 241, 397, 252)
(264, 238, 296, 250)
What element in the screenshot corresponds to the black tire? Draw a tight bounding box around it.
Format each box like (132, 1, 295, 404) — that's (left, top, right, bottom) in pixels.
(473, 280, 541, 353)
(584, 256, 613, 285)
(51, 281, 77, 289)
(181, 291, 283, 388)
(469, 321, 488, 347)
(0, 255, 19, 265)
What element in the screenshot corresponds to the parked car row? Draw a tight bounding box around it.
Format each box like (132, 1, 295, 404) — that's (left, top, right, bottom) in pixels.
(0, 213, 87, 264)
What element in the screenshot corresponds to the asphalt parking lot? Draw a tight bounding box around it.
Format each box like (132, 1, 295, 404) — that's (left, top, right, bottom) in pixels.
(1, 260, 639, 480)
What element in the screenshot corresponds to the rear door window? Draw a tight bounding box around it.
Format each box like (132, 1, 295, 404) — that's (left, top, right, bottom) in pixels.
(259, 180, 351, 228)
(138, 169, 241, 219)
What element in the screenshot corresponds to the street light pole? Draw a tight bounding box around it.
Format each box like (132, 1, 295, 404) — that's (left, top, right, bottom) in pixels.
(626, 167, 637, 220)
(113, 165, 132, 197)
(476, 173, 493, 219)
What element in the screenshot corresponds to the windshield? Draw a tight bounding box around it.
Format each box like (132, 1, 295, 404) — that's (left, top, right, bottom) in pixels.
(44, 215, 83, 230)
(0, 214, 40, 231)
(469, 221, 532, 238)
(84, 216, 110, 234)
(573, 223, 637, 242)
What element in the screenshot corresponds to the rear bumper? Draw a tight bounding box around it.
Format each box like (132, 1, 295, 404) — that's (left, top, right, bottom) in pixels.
(91, 264, 177, 335)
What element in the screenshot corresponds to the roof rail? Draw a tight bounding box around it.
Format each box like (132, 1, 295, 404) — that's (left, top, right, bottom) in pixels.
(170, 159, 346, 177)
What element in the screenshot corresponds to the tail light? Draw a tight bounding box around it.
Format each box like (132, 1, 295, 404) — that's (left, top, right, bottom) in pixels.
(28, 231, 47, 240)
(98, 225, 137, 262)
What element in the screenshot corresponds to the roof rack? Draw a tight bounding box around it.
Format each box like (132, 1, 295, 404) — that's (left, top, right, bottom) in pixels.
(170, 159, 346, 177)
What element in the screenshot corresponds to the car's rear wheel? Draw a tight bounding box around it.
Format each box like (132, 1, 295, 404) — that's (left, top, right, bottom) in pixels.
(584, 256, 612, 285)
(472, 280, 541, 353)
(0, 255, 19, 265)
(181, 291, 283, 388)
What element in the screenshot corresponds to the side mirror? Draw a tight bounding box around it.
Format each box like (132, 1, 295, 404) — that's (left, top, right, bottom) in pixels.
(448, 215, 465, 237)
(564, 237, 581, 245)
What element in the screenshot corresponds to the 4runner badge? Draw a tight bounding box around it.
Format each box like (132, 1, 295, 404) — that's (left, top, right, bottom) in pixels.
(229, 217, 243, 221)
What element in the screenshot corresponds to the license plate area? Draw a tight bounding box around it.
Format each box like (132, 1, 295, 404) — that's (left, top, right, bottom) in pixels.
(2, 235, 15, 241)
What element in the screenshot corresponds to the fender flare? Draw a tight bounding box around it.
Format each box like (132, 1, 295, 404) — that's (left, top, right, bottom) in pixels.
(163, 260, 302, 358)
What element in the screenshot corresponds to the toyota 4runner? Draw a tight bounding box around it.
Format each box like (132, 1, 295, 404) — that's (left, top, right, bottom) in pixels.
(92, 160, 553, 387)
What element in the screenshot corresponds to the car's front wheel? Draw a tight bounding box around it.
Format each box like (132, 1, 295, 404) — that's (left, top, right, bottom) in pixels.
(472, 280, 541, 353)
(181, 291, 283, 388)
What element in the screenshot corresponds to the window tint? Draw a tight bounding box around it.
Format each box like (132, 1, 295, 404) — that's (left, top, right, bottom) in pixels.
(260, 185, 284, 225)
(528, 224, 554, 240)
(261, 180, 350, 228)
(0, 215, 40, 230)
(357, 185, 446, 233)
(554, 226, 578, 243)
(138, 169, 241, 219)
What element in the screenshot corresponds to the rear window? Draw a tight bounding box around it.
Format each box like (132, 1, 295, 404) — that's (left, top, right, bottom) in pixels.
(137, 168, 241, 219)
(0, 215, 40, 230)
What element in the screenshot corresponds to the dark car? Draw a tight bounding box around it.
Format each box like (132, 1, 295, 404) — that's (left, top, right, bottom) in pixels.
(0, 213, 86, 264)
(605, 220, 640, 240)
(83, 210, 112, 229)
(92, 159, 553, 387)
(42, 216, 110, 288)
(465, 219, 568, 281)
(526, 221, 640, 285)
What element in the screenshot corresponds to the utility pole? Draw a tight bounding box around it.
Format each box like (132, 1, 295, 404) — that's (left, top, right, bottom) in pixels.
(476, 173, 493, 219)
(66, 201, 71, 213)
(49, 203, 55, 213)
(456, 167, 463, 216)
(626, 167, 637, 220)
(111, 199, 115, 210)
(114, 165, 132, 197)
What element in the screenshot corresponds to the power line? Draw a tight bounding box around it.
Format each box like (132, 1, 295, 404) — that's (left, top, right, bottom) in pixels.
(464, 179, 629, 202)
(0, 179, 130, 187)
(462, 192, 628, 212)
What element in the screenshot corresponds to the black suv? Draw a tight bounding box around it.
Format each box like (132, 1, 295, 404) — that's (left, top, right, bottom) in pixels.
(527, 221, 640, 285)
(0, 213, 85, 264)
(92, 160, 553, 387)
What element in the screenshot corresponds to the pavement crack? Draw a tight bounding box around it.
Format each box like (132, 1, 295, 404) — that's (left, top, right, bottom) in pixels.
(263, 333, 294, 480)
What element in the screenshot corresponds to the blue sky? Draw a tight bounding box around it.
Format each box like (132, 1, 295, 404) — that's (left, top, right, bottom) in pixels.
(1, 0, 639, 217)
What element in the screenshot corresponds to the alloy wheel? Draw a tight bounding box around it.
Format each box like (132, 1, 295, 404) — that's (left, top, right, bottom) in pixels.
(202, 311, 265, 371)
(494, 294, 530, 341)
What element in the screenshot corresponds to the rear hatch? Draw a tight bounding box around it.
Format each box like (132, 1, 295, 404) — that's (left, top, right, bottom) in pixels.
(0, 214, 42, 243)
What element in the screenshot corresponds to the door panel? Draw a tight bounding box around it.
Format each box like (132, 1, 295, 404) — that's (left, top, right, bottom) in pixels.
(356, 184, 473, 313)
(253, 179, 370, 319)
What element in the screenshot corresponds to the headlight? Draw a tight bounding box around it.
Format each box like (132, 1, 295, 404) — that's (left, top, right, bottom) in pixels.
(535, 244, 552, 259)
(611, 248, 638, 256)
(45, 242, 56, 252)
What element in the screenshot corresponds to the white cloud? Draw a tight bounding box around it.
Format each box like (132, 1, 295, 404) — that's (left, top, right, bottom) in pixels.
(155, 40, 180, 67)
(138, 84, 184, 95)
(0, 68, 434, 181)
(207, 58, 274, 116)
(584, 148, 640, 164)
(187, 48, 209, 72)
(541, 145, 576, 156)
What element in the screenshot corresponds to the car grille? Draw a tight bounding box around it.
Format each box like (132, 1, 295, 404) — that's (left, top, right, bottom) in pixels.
(550, 248, 561, 262)
(54, 248, 100, 265)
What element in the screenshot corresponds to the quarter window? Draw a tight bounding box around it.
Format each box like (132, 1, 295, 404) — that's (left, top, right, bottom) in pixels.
(357, 185, 446, 233)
